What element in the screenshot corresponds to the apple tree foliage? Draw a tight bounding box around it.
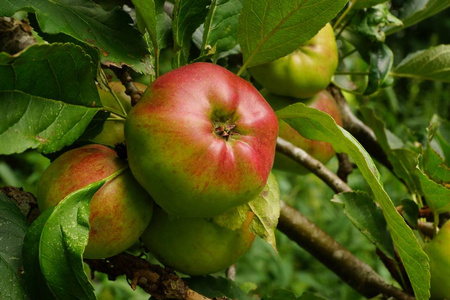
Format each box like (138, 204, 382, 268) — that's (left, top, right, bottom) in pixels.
(0, 0, 449, 299)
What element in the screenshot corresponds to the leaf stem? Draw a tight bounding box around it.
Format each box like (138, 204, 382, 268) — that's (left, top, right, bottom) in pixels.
(333, 0, 358, 30)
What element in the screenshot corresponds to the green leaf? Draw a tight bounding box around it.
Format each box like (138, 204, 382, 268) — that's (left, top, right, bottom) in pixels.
(262, 289, 327, 300)
(172, 0, 211, 68)
(417, 167, 450, 214)
(185, 275, 254, 300)
(133, 0, 170, 52)
(248, 173, 280, 250)
(238, 0, 348, 68)
(0, 43, 99, 106)
(39, 180, 106, 299)
(365, 43, 393, 94)
(353, 0, 388, 9)
(213, 173, 280, 250)
(3, 0, 151, 73)
(332, 191, 396, 260)
(423, 116, 450, 183)
(360, 107, 423, 194)
(22, 208, 56, 300)
(0, 192, 29, 300)
(199, 0, 243, 60)
(400, 199, 419, 228)
(276, 103, 430, 300)
(0, 91, 98, 155)
(392, 45, 450, 82)
(386, 0, 450, 34)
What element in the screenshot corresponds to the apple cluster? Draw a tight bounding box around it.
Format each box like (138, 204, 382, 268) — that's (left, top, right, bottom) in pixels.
(37, 62, 278, 275)
(250, 23, 342, 172)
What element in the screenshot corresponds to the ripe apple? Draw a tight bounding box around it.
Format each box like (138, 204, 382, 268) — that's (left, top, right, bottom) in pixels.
(91, 81, 147, 147)
(125, 62, 278, 218)
(424, 221, 450, 299)
(37, 144, 154, 259)
(141, 206, 255, 276)
(262, 90, 342, 174)
(249, 23, 338, 99)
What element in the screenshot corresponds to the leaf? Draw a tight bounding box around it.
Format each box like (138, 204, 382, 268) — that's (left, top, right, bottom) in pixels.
(365, 43, 393, 94)
(332, 191, 396, 260)
(248, 173, 280, 250)
(0, 43, 99, 106)
(22, 208, 56, 300)
(359, 107, 423, 194)
(417, 167, 450, 214)
(199, 0, 243, 60)
(133, 0, 171, 53)
(172, 0, 211, 68)
(0, 192, 29, 300)
(238, 0, 348, 68)
(0, 91, 98, 155)
(262, 289, 327, 300)
(423, 116, 450, 183)
(213, 173, 280, 250)
(392, 45, 450, 82)
(185, 276, 254, 300)
(3, 0, 151, 73)
(401, 199, 419, 228)
(39, 180, 107, 299)
(276, 103, 430, 300)
(0, 43, 101, 155)
(386, 0, 450, 34)
(353, 0, 388, 9)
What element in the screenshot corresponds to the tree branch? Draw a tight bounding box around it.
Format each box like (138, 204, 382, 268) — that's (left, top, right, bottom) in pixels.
(111, 65, 143, 106)
(85, 253, 212, 300)
(276, 137, 352, 193)
(327, 85, 393, 172)
(277, 202, 415, 300)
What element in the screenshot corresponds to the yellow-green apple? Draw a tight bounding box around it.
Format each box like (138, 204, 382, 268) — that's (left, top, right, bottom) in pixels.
(249, 23, 338, 99)
(262, 90, 342, 174)
(91, 81, 147, 147)
(37, 144, 153, 259)
(141, 206, 255, 276)
(424, 221, 450, 299)
(125, 62, 278, 217)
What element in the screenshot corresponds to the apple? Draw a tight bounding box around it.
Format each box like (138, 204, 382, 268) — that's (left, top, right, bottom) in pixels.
(91, 81, 147, 147)
(249, 23, 338, 99)
(424, 221, 450, 299)
(262, 90, 342, 174)
(125, 62, 278, 218)
(37, 144, 154, 259)
(141, 206, 255, 276)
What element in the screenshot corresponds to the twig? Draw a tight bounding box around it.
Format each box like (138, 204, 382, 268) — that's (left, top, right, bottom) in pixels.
(277, 202, 415, 300)
(1, 186, 40, 224)
(327, 85, 393, 172)
(336, 153, 354, 183)
(85, 253, 212, 300)
(276, 137, 352, 193)
(111, 66, 143, 106)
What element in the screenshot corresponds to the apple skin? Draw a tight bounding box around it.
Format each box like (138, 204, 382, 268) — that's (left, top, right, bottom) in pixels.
(262, 90, 342, 174)
(37, 144, 154, 259)
(249, 23, 338, 99)
(91, 81, 147, 147)
(141, 206, 255, 276)
(125, 62, 278, 218)
(424, 221, 450, 299)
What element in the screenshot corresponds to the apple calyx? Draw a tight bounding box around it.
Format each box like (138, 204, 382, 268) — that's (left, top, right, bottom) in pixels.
(214, 120, 238, 140)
